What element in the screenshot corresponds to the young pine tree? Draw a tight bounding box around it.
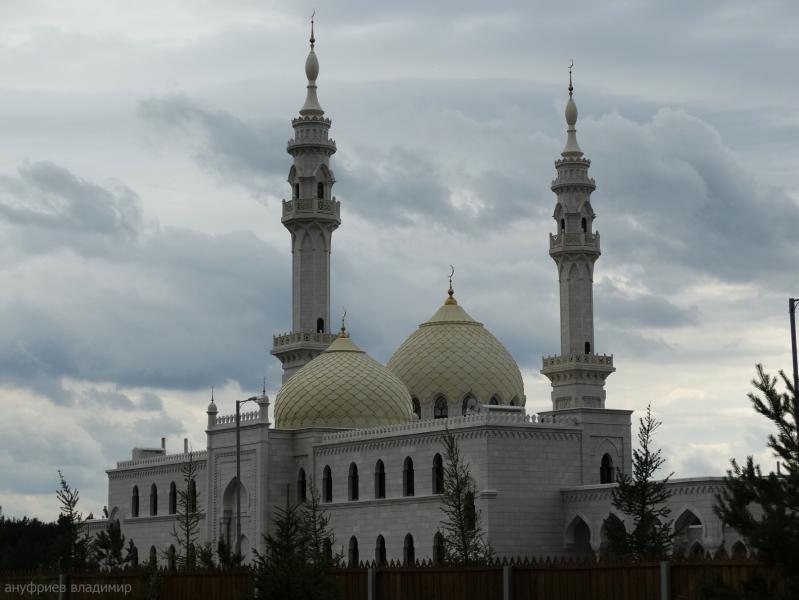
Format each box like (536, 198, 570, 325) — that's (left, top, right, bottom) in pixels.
(56, 470, 90, 570)
(300, 481, 339, 600)
(252, 499, 310, 600)
(93, 519, 127, 570)
(169, 453, 202, 570)
(715, 365, 799, 594)
(604, 403, 673, 562)
(438, 428, 492, 564)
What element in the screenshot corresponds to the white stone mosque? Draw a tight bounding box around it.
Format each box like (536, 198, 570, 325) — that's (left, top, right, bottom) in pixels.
(88, 25, 750, 566)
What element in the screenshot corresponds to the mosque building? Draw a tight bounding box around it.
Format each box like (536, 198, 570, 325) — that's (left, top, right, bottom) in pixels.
(89, 26, 750, 565)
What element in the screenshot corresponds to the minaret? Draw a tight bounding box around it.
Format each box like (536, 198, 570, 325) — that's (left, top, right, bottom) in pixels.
(272, 19, 341, 384)
(541, 69, 615, 410)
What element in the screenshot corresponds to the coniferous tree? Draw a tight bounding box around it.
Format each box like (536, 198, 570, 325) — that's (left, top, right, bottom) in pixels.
(123, 539, 139, 568)
(93, 519, 127, 569)
(604, 403, 673, 561)
(714, 365, 799, 595)
(56, 470, 90, 570)
(197, 541, 215, 569)
(300, 481, 339, 600)
(252, 499, 309, 599)
(169, 453, 202, 570)
(438, 428, 492, 564)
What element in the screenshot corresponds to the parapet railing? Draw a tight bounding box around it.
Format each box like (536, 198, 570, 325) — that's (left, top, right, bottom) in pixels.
(549, 232, 600, 249)
(281, 197, 340, 218)
(214, 410, 260, 426)
(542, 353, 614, 368)
(272, 330, 337, 348)
(115, 450, 208, 470)
(320, 412, 580, 444)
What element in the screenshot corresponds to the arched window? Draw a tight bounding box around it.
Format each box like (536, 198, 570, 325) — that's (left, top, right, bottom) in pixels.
(403, 534, 415, 566)
(674, 509, 704, 558)
(348, 463, 359, 501)
(689, 542, 705, 560)
(168, 545, 176, 571)
(462, 394, 478, 416)
(489, 395, 499, 405)
(375, 535, 386, 566)
(298, 468, 307, 502)
(348, 536, 359, 567)
(150, 484, 158, 516)
(566, 516, 592, 557)
(509, 397, 518, 406)
(323, 466, 332, 503)
(731, 541, 747, 559)
(323, 538, 333, 561)
(560, 218, 566, 232)
(412, 397, 421, 419)
(434, 396, 448, 419)
(464, 491, 476, 531)
(581, 217, 587, 232)
(129, 544, 139, 567)
(149, 546, 157, 566)
(168, 481, 177, 515)
(599, 514, 626, 561)
(188, 480, 197, 513)
(374, 460, 386, 499)
(317, 182, 324, 199)
(432, 454, 444, 494)
(294, 183, 300, 198)
(585, 341, 591, 354)
(131, 486, 139, 518)
(316, 318, 324, 333)
(403, 457, 415, 497)
(433, 532, 444, 565)
(600, 454, 614, 484)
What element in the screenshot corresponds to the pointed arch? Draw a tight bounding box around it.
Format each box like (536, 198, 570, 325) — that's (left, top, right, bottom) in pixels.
(348, 536, 359, 567)
(348, 463, 359, 501)
(432, 453, 444, 494)
(674, 508, 704, 558)
(222, 477, 249, 513)
(434, 396, 448, 419)
(374, 460, 386, 499)
(375, 535, 386, 566)
(149, 483, 158, 516)
(148, 546, 157, 566)
(403, 533, 415, 566)
(600, 453, 614, 484)
(461, 393, 478, 416)
(323, 465, 332, 502)
(167, 545, 176, 571)
(489, 394, 500, 405)
(731, 541, 748, 559)
(412, 397, 421, 419)
(131, 486, 139, 518)
(297, 468, 307, 503)
(565, 514, 592, 557)
(403, 457, 415, 497)
(433, 532, 444, 565)
(688, 542, 705, 560)
(599, 513, 625, 560)
(168, 481, 177, 514)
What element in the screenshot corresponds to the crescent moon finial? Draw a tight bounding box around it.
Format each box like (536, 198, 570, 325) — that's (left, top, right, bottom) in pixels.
(568, 59, 574, 97)
(310, 10, 316, 48)
(446, 265, 457, 304)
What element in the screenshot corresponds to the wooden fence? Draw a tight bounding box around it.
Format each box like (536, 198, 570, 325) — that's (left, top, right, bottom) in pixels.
(0, 559, 786, 600)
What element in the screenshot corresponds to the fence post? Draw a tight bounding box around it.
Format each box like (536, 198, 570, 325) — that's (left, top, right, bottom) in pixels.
(367, 567, 376, 600)
(503, 565, 512, 600)
(660, 561, 670, 600)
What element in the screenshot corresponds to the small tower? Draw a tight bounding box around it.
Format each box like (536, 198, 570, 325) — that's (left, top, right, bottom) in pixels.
(541, 70, 615, 410)
(272, 19, 341, 384)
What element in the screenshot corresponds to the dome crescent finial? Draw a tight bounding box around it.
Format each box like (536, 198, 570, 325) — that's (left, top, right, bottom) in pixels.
(310, 10, 316, 49)
(568, 59, 574, 98)
(340, 307, 349, 337)
(445, 265, 458, 305)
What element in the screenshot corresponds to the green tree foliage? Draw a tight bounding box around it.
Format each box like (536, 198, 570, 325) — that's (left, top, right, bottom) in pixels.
(169, 454, 202, 570)
(604, 403, 673, 562)
(438, 428, 492, 564)
(714, 365, 799, 596)
(197, 541, 216, 570)
(93, 519, 130, 570)
(0, 510, 61, 569)
(252, 483, 338, 600)
(56, 470, 91, 570)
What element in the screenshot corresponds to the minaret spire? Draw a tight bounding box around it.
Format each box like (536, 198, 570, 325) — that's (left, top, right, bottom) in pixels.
(272, 20, 341, 384)
(541, 70, 614, 411)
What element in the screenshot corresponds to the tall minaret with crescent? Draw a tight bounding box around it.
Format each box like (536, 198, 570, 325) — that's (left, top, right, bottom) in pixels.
(541, 68, 615, 410)
(272, 18, 341, 384)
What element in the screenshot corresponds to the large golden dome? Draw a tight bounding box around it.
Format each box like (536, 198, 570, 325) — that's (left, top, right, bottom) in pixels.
(274, 332, 414, 429)
(387, 295, 525, 419)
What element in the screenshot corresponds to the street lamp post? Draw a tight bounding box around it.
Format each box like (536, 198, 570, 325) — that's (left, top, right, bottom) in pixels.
(235, 395, 258, 557)
(790, 298, 798, 396)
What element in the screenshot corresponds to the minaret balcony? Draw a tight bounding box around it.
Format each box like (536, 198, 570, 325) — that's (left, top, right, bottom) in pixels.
(282, 197, 341, 222)
(549, 231, 600, 253)
(272, 330, 337, 351)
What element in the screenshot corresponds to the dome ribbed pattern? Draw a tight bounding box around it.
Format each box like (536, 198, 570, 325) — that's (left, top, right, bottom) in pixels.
(275, 335, 414, 429)
(387, 302, 525, 415)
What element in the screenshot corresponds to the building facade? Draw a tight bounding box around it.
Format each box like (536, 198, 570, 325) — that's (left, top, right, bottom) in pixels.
(88, 30, 750, 566)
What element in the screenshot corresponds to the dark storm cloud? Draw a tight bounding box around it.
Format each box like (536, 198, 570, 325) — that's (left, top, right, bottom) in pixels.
(138, 94, 287, 185)
(0, 161, 290, 402)
(595, 280, 700, 329)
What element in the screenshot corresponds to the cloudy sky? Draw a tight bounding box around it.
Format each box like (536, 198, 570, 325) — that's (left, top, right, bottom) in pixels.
(1, 1, 797, 521)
